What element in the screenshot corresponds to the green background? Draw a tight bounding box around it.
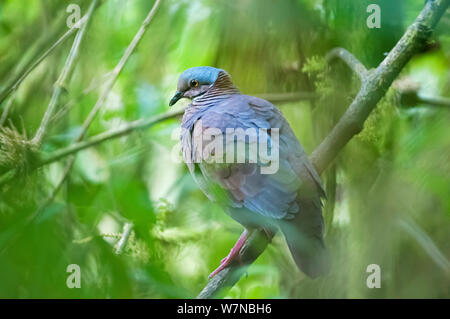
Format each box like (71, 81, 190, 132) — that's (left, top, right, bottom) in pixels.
(0, 0, 449, 298)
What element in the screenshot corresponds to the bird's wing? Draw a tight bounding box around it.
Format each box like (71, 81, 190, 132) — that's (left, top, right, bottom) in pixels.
(183, 95, 324, 220)
(247, 95, 325, 198)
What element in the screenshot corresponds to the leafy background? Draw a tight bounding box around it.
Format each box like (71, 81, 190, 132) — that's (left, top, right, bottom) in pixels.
(0, 0, 449, 298)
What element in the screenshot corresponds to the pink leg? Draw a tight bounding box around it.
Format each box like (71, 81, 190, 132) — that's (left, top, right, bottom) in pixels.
(208, 229, 249, 279)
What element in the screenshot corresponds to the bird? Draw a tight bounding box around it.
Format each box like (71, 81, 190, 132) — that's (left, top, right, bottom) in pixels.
(169, 66, 330, 279)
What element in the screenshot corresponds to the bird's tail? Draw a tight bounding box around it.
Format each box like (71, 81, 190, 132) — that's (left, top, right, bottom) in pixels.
(279, 198, 330, 278)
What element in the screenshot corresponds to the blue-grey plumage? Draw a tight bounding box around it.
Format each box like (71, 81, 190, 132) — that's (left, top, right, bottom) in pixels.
(170, 66, 330, 278)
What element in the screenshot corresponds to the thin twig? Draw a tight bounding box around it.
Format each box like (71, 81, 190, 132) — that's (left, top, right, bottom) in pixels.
(0, 11, 94, 106)
(417, 95, 450, 108)
(197, 230, 269, 299)
(310, 0, 449, 175)
(0, 16, 66, 106)
(256, 91, 319, 103)
(77, 0, 162, 143)
(115, 223, 133, 255)
(0, 90, 317, 182)
(0, 90, 17, 127)
(36, 0, 162, 212)
(50, 90, 316, 128)
(0, 169, 17, 187)
(32, 0, 98, 146)
(39, 108, 184, 166)
(36, 91, 314, 166)
(397, 216, 450, 275)
(326, 47, 368, 82)
(36, 89, 319, 166)
(197, 0, 449, 299)
(49, 74, 109, 125)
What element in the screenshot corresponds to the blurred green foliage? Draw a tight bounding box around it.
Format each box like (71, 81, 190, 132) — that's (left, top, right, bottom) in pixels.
(0, 0, 449, 298)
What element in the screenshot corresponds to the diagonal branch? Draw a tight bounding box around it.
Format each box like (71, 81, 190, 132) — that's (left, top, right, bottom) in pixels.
(115, 222, 134, 255)
(6, 91, 311, 169)
(35, 0, 162, 213)
(197, 0, 450, 299)
(0, 0, 447, 298)
(32, 0, 99, 146)
(39, 108, 184, 166)
(397, 216, 450, 274)
(0, 91, 17, 127)
(326, 47, 368, 82)
(0, 0, 163, 256)
(310, 0, 448, 174)
(36, 90, 317, 167)
(0, 2, 104, 106)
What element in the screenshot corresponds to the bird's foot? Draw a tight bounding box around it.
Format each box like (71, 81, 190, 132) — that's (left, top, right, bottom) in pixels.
(208, 229, 249, 279)
(208, 254, 236, 279)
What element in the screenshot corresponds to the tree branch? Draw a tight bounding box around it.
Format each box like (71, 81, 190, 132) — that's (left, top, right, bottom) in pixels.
(35, 0, 162, 213)
(326, 47, 368, 82)
(32, 0, 98, 146)
(197, 0, 450, 299)
(399, 90, 450, 108)
(256, 91, 319, 103)
(0, 91, 17, 127)
(397, 216, 450, 275)
(115, 222, 133, 255)
(0, 0, 447, 298)
(415, 95, 450, 108)
(39, 108, 184, 166)
(0, 2, 104, 106)
(34, 91, 314, 167)
(0, 0, 164, 256)
(0, 88, 317, 186)
(310, 0, 449, 175)
(0, 2, 103, 187)
(76, 0, 162, 144)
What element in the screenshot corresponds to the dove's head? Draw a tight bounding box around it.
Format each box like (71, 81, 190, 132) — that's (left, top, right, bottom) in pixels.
(169, 66, 225, 106)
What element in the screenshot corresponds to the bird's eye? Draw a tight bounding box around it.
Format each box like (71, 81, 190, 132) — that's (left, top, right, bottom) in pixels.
(190, 79, 199, 87)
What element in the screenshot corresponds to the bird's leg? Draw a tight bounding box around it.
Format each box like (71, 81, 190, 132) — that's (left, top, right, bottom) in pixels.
(208, 229, 250, 279)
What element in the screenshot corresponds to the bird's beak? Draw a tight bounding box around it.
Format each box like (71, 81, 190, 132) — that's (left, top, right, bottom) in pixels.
(169, 91, 184, 106)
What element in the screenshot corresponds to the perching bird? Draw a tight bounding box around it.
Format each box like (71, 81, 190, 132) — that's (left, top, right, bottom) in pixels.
(169, 66, 330, 279)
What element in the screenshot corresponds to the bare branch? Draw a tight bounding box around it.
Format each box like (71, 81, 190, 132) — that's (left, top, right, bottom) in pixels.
(115, 223, 134, 255)
(39, 108, 184, 166)
(35, 0, 162, 212)
(197, 0, 450, 299)
(399, 91, 450, 108)
(0, 169, 17, 187)
(0, 89, 315, 182)
(397, 216, 450, 275)
(33, 90, 314, 166)
(197, 230, 270, 299)
(77, 0, 162, 143)
(0, 3, 103, 106)
(257, 91, 319, 103)
(310, 0, 449, 175)
(35, 89, 316, 166)
(32, 0, 98, 146)
(326, 47, 368, 82)
(1, 0, 164, 236)
(0, 91, 17, 127)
